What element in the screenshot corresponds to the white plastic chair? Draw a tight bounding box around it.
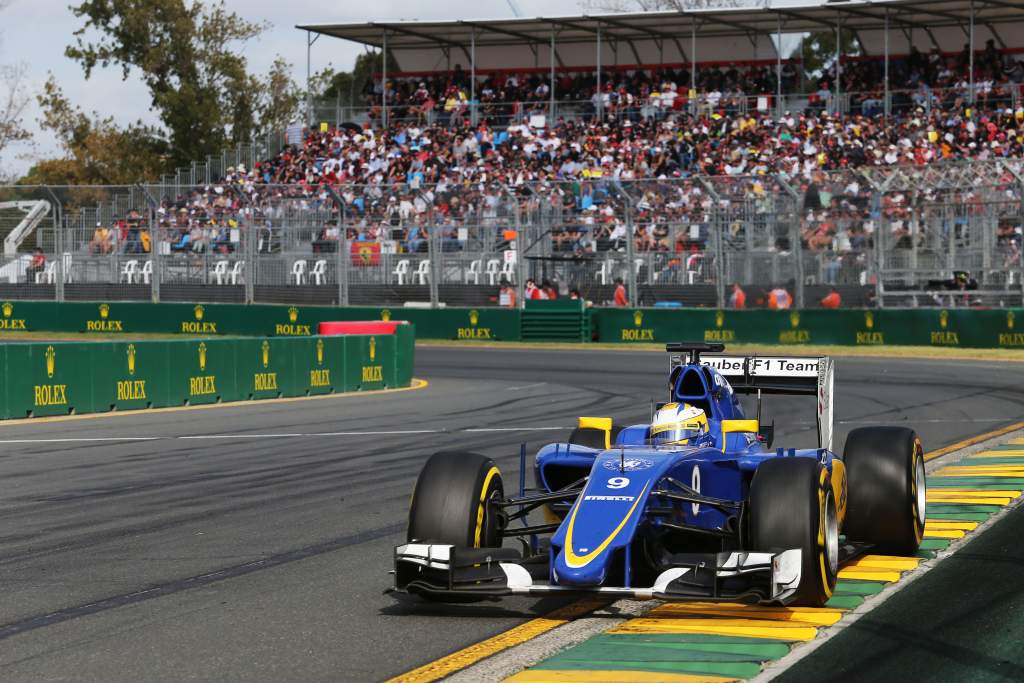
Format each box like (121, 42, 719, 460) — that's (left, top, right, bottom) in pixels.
(229, 260, 244, 285)
(36, 261, 55, 284)
(499, 261, 516, 285)
(597, 258, 614, 285)
(310, 259, 327, 285)
(140, 260, 153, 284)
(685, 253, 704, 285)
(291, 259, 307, 285)
(413, 259, 431, 285)
(484, 259, 501, 285)
(61, 253, 73, 283)
(393, 259, 410, 285)
(634, 258, 645, 283)
(211, 260, 229, 285)
(120, 260, 139, 284)
(465, 259, 482, 285)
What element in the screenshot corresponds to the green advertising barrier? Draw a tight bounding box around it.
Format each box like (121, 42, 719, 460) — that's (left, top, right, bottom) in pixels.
(2, 297, 1023, 349)
(0, 331, 414, 421)
(592, 307, 1024, 349)
(0, 299, 520, 341)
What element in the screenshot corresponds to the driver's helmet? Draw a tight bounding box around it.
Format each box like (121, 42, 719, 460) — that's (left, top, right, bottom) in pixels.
(650, 403, 709, 446)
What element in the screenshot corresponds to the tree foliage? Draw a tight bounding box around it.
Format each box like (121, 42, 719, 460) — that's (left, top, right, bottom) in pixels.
(64, 0, 267, 168)
(0, 62, 31, 181)
(21, 77, 167, 186)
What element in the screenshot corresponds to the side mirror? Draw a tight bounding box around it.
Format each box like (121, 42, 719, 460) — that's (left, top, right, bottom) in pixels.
(758, 421, 775, 449)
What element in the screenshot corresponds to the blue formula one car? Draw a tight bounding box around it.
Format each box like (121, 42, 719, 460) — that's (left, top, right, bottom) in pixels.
(392, 343, 927, 607)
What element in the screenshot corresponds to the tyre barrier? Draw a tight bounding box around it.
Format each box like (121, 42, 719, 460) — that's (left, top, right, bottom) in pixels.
(0, 325, 415, 420)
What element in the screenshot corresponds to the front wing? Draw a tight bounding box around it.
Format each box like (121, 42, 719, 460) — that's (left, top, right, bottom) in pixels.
(391, 544, 803, 604)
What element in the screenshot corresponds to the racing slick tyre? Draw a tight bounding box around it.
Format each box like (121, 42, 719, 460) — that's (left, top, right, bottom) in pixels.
(407, 451, 504, 548)
(567, 424, 623, 450)
(842, 426, 926, 555)
(749, 457, 839, 607)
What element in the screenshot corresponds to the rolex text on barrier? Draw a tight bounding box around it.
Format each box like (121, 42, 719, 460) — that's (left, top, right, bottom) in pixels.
(0, 330, 414, 421)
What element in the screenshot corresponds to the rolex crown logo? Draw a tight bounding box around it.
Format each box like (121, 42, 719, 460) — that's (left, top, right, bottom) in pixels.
(194, 304, 205, 321)
(99, 303, 110, 319)
(1008, 311, 1016, 330)
(198, 342, 207, 371)
(261, 340, 270, 368)
(288, 306, 298, 323)
(45, 345, 55, 378)
(316, 339, 324, 365)
(369, 336, 377, 361)
(633, 310, 643, 327)
(790, 311, 800, 328)
(381, 309, 392, 322)
(2, 301, 12, 318)
(127, 344, 136, 375)
(469, 309, 479, 326)
(715, 310, 725, 329)
(865, 311, 874, 329)
(939, 310, 949, 329)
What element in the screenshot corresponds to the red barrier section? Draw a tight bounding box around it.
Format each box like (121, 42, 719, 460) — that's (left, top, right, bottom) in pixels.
(319, 321, 405, 335)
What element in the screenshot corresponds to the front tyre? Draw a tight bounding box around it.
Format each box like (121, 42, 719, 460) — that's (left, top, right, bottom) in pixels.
(407, 451, 504, 548)
(749, 457, 839, 607)
(842, 427, 926, 555)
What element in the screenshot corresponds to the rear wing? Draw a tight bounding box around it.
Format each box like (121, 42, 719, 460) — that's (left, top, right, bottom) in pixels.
(667, 344, 835, 452)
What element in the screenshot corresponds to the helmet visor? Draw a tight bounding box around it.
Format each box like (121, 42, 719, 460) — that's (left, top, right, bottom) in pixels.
(650, 424, 703, 445)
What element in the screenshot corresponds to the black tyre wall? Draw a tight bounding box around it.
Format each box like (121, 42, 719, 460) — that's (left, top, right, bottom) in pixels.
(407, 451, 503, 548)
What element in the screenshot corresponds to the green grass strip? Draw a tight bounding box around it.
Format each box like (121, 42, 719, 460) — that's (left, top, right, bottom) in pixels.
(547, 639, 789, 663)
(926, 503, 1004, 514)
(591, 633, 791, 645)
(826, 594, 864, 609)
(926, 512, 992, 522)
(530, 657, 763, 678)
(928, 477, 1024, 488)
(834, 580, 888, 595)
(919, 538, 952, 551)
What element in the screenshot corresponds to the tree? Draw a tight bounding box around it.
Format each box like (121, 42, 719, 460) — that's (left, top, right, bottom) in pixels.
(65, 0, 267, 168)
(20, 76, 167, 186)
(255, 57, 302, 137)
(0, 62, 31, 181)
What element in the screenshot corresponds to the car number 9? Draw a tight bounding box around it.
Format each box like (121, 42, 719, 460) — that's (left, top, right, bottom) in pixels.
(607, 477, 630, 489)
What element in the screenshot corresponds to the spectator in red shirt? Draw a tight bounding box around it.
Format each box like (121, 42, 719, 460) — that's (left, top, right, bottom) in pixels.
(26, 248, 46, 282)
(821, 288, 842, 309)
(728, 283, 746, 309)
(524, 278, 546, 300)
(613, 277, 627, 306)
(542, 279, 558, 300)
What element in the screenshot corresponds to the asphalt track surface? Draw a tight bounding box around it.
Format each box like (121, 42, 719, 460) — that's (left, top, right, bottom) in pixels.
(0, 346, 1022, 682)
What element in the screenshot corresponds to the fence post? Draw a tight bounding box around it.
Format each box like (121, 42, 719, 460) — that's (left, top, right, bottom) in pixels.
(776, 176, 804, 309)
(136, 184, 161, 303)
(695, 177, 725, 309)
(40, 186, 64, 302)
(235, 189, 255, 305)
(428, 202, 440, 308)
(323, 185, 349, 306)
(622, 191, 638, 308)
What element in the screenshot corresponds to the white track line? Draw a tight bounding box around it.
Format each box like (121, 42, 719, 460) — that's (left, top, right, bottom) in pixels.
(0, 427, 572, 444)
(0, 437, 162, 444)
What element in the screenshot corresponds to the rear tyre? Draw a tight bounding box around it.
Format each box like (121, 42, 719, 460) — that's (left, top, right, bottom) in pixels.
(749, 457, 839, 607)
(567, 424, 623, 450)
(407, 451, 504, 548)
(843, 426, 926, 555)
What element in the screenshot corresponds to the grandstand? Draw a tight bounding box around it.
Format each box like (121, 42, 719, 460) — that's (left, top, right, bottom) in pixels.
(0, 0, 1022, 309)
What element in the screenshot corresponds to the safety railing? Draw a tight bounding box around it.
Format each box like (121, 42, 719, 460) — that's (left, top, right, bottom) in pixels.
(0, 161, 1021, 309)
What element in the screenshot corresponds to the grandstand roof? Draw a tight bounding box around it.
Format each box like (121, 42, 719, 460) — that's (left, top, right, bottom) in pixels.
(298, 0, 1024, 71)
